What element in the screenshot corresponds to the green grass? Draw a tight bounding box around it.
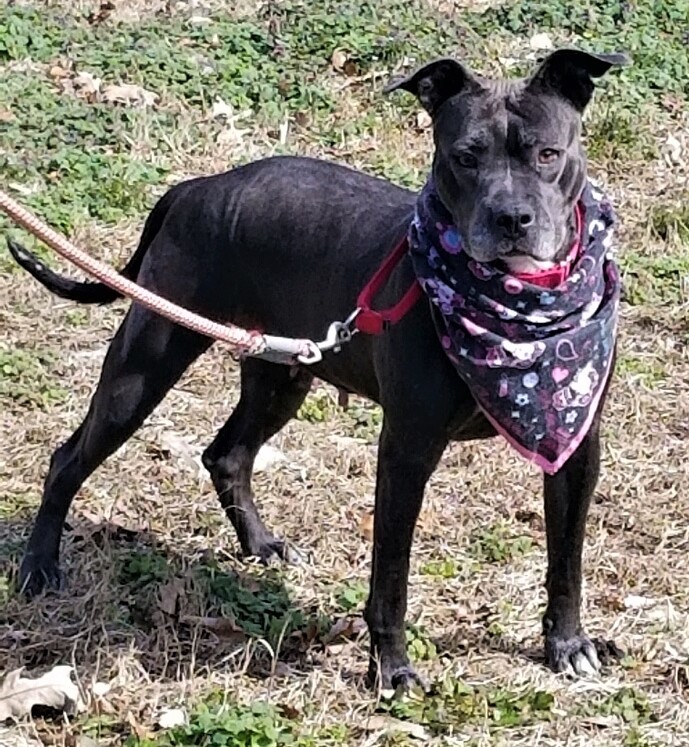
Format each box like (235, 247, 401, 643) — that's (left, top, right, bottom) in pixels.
(620, 250, 689, 306)
(382, 677, 555, 735)
(2, 0, 686, 252)
(124, 698, 350, 747)
(579, 686, 656, 726)
(615, 351, 667, 389)
(468, 523, 535, 565)
(0, 344, 68, 409)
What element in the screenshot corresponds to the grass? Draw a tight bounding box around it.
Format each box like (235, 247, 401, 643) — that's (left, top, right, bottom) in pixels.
(1, 0, 689, 745)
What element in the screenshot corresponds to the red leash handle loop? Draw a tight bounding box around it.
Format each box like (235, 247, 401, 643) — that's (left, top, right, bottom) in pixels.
(355, 236, 423, 335)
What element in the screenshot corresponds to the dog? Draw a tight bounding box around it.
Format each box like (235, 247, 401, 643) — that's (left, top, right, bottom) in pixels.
(7, 48, 629, 691)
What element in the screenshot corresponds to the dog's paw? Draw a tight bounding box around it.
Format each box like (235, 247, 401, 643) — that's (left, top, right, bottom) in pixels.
(545, 633, 601, 677)
(18, 554, 64, 598)
(246, 536, 302, 566)
(368, 662, 428, 694)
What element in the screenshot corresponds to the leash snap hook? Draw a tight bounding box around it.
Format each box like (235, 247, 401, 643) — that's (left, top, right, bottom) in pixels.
(297, 308, 361, 364)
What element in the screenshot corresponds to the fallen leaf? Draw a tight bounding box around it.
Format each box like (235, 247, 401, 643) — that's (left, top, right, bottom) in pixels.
(331, 49, 348, 71)
(158, 708, 186, 729)
(0, 666, 84, 720)
(86, 0, 115, 25)
(101, 83, 158, 107)
(92, 682, 111, 698)
(323, 616, 366, 644)
(624, 595, 657, 609)
(279, 703, 301, 720)
(158, 578, 185, 616)
(664, 134, 682, 164)
(72, 71, 102, 101)
(152, 431, 201, 476)
(210, 98, 234, 119)
(364, 715, 429, 740)
(181, 615, 246, 642)
(359, 510, 374, 542)
(515, 509, 544, 532)
(416, 110, 432, 129)
(342, 59, 358, 76)
(529, 32, 553, 51)
(48, 65, 71, 79)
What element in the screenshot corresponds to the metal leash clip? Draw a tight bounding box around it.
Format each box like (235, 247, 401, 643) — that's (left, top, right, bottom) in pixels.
(296, 308, 361, 364)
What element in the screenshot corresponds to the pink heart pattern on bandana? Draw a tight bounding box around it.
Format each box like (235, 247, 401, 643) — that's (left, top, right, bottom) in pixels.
(408, 179, 621, 474)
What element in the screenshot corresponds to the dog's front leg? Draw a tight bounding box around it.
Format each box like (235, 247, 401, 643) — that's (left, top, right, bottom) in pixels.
(542, 417, 604, 676)
(364, 419, 447, 692)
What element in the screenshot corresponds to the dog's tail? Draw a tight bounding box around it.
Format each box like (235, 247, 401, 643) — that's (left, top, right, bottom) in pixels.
(6, 188, 175, 305)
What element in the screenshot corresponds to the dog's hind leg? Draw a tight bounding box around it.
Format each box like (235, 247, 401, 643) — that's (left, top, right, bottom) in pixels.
(202, 358, 313, 563)
(19, 306, 212, 597)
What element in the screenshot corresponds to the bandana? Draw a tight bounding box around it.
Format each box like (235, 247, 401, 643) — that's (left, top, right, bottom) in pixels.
(408, 179, 621, 474)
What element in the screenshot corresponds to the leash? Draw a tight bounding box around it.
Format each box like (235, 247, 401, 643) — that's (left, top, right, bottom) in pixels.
(0, 190, 421, 363)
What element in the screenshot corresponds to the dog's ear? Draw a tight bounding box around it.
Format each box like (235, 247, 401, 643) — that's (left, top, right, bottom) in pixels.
(527, 48, 631, 111)
(384, 58, 479, 115)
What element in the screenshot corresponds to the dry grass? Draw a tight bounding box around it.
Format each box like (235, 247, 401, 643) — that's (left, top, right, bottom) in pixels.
(2, 0, 689, 745)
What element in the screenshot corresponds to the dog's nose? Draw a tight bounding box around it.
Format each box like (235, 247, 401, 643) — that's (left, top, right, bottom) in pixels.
(494, 208, 535, 239)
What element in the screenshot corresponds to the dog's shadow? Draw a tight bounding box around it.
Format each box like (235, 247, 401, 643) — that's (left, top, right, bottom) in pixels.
(0, 514, 575, 690)
(433, 627, 545, 670)
(0, 512, 342, 685)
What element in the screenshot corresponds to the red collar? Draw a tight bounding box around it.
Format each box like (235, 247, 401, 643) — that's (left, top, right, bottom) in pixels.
(355, 203, 584, 335)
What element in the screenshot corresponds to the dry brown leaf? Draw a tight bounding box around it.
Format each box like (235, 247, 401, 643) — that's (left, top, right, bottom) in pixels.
(359, 510, 374, 541)
(0, 666, 84, 721)
(86, 0, 115, 25)
(181, 615, 247, 642)
(342, 59, 358, 76)
(323, 616, 366, 645)
(48, 65, 71, 80)
(158, 578, 185, 616)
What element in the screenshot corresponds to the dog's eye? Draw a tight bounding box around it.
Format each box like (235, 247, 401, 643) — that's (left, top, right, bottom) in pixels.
(455, 152, 478, 169)
(538, 148, 560, 165)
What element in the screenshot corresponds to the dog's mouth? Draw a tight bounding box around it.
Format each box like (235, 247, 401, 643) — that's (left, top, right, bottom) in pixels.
(499, 253, 556, 274)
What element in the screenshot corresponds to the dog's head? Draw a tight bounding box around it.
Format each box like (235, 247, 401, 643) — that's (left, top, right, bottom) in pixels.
(385, 49, 629, 267)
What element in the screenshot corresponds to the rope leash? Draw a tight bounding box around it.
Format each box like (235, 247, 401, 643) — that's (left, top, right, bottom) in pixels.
(0, 189, 359, 365)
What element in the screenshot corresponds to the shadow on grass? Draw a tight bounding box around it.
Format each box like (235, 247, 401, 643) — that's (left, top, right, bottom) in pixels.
(0, 511, 335, 684)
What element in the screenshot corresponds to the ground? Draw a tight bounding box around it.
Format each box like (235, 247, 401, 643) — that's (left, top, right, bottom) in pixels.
(1, 0, 689, 745)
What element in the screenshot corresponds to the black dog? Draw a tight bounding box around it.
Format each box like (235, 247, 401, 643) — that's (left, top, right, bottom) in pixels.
(8, 49, 628, 690)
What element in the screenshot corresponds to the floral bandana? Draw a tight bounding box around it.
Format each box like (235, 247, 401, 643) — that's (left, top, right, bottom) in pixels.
(408, 178, 621, 474)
